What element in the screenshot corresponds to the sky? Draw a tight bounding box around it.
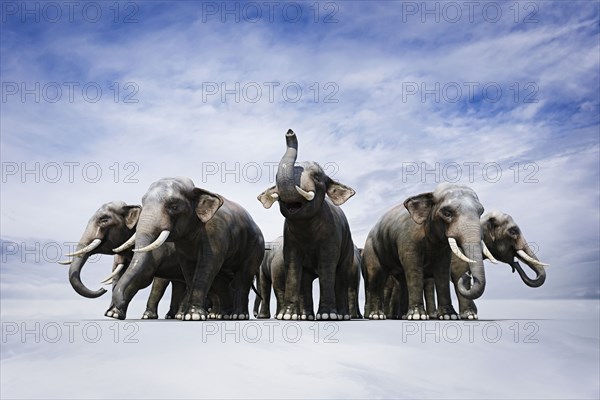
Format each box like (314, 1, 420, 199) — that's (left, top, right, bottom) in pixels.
(1, 1, 599, 399)
(1, 2, 599, 303)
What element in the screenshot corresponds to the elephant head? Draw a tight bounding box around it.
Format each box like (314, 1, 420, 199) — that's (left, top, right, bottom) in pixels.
(481, 211, 548, 287)
(122, 177, 223, 254)
(62, 201, 141, 298)
(404, 183, 487, 299)
(257, 129, 355, 218)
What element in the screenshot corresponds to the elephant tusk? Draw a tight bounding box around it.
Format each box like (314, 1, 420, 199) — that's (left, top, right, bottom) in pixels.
(133, 230, 170, 253)
(100, 263, 125, 285)
(102, 279, 113, 286)
(270, 193, 279, 200)
(112, 233, 136, 253)
(295, 185, 315, 201)
(448, 238, 477, 263)
(516, 250, 549, 267)
(57, 259, 73, 265)
(482, 241, 498, 264)
(65, 239, 102, 257)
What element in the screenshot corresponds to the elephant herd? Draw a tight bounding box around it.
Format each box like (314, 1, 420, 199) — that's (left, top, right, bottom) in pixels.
(60, 129, 548, 321)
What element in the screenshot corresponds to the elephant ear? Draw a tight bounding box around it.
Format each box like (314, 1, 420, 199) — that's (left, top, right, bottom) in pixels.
(326, 178, 355, 206)
(404, 192, 434, 225)
(193, 188, 224, 223)
(482, 213, 499, 242)
(257, 186, 279, 209)
(122, 205, 142, 229)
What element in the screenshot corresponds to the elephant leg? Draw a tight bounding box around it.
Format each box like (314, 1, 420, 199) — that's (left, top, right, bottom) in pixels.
(334, 258, 352, 321)
(432, 254, 458, 320)
(424, 275, 437, 319)
(232, 256, 261, 320)
(401, 250, 427, 320)
(363, 241, 387, 320)
(257, 267, 272, 319)
(279, 246, 302, 320)
(300, 271, 315, 320)
(142, 278, 170, 319)
(348, 274, 362, 319)
(316, 260, 340, 320)
(167, 281, 185, 319)
(253, 272, 261, 318)
(108, 253, 156, 320)
(179, 255, 224, 321)
(210, 273, 232, 319)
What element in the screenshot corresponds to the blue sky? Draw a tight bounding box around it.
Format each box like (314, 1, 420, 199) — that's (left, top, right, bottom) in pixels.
(1, 0, 599, 308)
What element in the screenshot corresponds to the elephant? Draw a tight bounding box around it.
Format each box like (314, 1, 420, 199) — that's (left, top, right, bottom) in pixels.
(59, 201, 186, 319)
(253, 237, 285, 319)
(422, 210, 549, 319)
(257, 129, 356, 321)
(363, 183, 487, 320)
(253, 237, 363, 319)
(106, 177, 265, 321)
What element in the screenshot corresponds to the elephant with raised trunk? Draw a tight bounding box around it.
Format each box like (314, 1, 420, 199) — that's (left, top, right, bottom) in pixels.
(423, 210, 548, 319)
(60, 201, 185, 319)
(363, 183, 487, 320)
(254, 237, 363, 320)
(107, 177, 265, 321)
(257, 129, 356, 321)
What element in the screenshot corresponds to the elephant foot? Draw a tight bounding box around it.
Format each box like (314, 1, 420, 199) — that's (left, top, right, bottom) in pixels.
(182, 306, 208, 321)
(352, 312, 363, 320)
(437, 305, 459, 320)
(105, 307, 126, 320)
(315, 309, 340, 320)
(142, 310, 158, 319)
(208, 312, 217, 319)
(300, 312, 315, 321)
(428, 310, 439, 320)
(460, 309, 478, 320)
(368, 310, 386, 320)
(165, 313, 175, 319)
(174, 312, 184, 320)
(403, 305, 428, 320)
(276, 305, 300, 320)
(256, 312, 271, 319)
(232, 313, 249, 320)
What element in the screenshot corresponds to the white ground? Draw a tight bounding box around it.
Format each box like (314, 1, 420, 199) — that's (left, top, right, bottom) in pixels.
(1, 298, 598, 399)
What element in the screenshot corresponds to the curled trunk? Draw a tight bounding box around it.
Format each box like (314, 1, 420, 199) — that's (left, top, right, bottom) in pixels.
(513, 244, 546, 287)
(68, 247, 107, 298)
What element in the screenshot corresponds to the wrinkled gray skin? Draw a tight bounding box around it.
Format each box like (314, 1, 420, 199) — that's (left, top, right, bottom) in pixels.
(63, 201, 185, 319)
(423, 211, 548, 319)
(254, 238, 363, 319)
(258, 129, 356, 320)
(363, 183, 487, 320)
(107, 177, 265, 321)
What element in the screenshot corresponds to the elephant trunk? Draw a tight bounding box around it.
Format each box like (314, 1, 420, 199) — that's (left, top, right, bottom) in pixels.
(276, 129, 301, 201)
(454, 223, 486, 300)
(68, 247, 107, 298)
(513, 243, 547, 287)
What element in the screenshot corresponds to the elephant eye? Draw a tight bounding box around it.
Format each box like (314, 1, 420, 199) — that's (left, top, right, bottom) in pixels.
(441, 208, 453, 219)
(508, 227, 520, 236)
(98, 216, 110, 224)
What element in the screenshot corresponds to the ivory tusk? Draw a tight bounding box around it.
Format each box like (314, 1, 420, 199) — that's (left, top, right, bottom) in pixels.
(133, 230, 170, 253)
(100, 263, 125, 284)
(295, 185, 315, 201)
(516, 250, 550, 267)
(112, 233, 136, 253)
(65, 239, 102, 257)
(448, 238, 477, 263)
(482, 241, 498, 264)
(57, 259, 72, 265)
(270, 193, 279, 200)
